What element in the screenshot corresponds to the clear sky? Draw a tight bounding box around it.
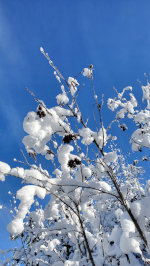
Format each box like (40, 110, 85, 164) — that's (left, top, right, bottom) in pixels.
(1, 0, 150, 251)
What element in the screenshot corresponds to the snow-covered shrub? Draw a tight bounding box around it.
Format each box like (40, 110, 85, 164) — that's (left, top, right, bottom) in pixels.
(1, 48, 150, 265)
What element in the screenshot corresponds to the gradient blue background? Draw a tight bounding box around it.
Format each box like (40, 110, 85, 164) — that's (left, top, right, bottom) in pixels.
(1, 0, 150, 252)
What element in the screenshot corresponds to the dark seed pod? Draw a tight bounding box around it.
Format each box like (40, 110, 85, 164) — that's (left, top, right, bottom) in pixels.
(41, 111, 46, 117)
(109, 241, 114, 246)
(74, 158, 81, 165)
(36, 105, 46, 118)
(119, 124, 127, 131)
(68, 158, 81, 168)
(68, 159, 76, 168)
(89, 64, 93, 69)
(63, 134, 76, 144)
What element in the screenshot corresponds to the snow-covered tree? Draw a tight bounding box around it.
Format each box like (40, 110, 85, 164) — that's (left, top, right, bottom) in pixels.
(1, 48, 150, 265)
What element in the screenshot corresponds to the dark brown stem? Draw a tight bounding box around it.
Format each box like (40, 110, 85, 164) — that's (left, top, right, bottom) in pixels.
(76, 205, 96, 266)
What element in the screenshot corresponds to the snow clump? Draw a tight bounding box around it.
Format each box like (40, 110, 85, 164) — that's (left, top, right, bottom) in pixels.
(7, 185, 46, 236)
(82, 67, 92, 78)
(56, 93, 69, 105)
(0, 161, 10, 181)
(79, 127, 94, 145)
(68, 77, 79, 96)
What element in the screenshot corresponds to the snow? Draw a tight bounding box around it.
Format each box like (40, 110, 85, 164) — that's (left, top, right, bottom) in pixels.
(82, 202, 95, 219)
(142, 83, 150, 108)
(61, 85, 65, 93)
(64, 262, 79, 266)
(54, 73, 61, 83)
(40, 46, 44, 53)
(79, 127, 94, 145)
(0, 161, 10, 181)
(131, 129, 150, 150)
(103, 151, 118, 164)
(25, 169, 47, 181)
(134, 110, 150, 124)
(7, 185, 46, 235)
(81, 166, 92, 179)
(29, 209, 44, 227)
(58, 144, 74, 173)
(7, 218, 24, 235)
(52, 262, 64, 266)
(3, 63, 150, 265)
(109, 225, 121, 244)
(115, 208, 123, 220)
(130, 201, 141, 218)
(121, 217, 135, 233)
(53, 168, 62, 178)
(120, 254, 141, 266)
(85, 230, 97, 248)
(93, 127, 107, 148)
(119, 214, 141, 255)
(120, 232, 141, 254)
(45, 200, 60, 219)
(107, 98, 121, 111)
(0, 161, 10, 174)
(99, 181, 111, 192)
(56, 93, 69, 105)
(130, 109, 150, 150)
(10, 167, 25, 179)
(108, 90, 137, 120)
(96, 158, 106, 175)
(22, 106, 73, 159)
(68, 77, 79, 96)
(48, 239, 60, 251)
(82, 67, 92, 78)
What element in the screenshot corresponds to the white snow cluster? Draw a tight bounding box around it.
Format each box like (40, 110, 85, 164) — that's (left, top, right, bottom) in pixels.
(58, 144, 74, 173)
(103, 151, 118, 164)
(130, 110, 150, 151)
(0, 161, 10, 181)
(68, 77, 79, 96)
(79, 127, 94, 145)
(95, 152, 117, 179)
(93, 128, 107, 149)
(56, 93, 69, 105)
(142, 82, 150, 108)
(9, 166, 49, 187)
(107, 85, 150, 153)
(40, 46, 44, 53)
(81, 166, 92, 179)
(119, 214, 141, 255)
(107, 98, 121, 112)
(45, 197, 60, 220)
(22, 106, 72, 160)
(99, 180, 111, 192)
(82, 67, 92, 78)
(7, 185, 46, 235)
(108, 88, 137, 119)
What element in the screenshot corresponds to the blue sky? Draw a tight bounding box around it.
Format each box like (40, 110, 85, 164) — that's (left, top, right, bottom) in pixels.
(1, 0, 150, 251)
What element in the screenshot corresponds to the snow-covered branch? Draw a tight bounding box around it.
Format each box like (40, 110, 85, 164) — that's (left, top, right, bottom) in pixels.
(1, 50, 150, 265)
